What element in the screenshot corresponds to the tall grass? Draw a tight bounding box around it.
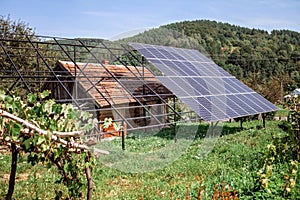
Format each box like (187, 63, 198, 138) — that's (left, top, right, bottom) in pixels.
(0, 120, 294, 199)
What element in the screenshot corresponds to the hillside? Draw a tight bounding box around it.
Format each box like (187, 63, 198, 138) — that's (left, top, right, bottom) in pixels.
(1, 16, 300, 103)
(120, 20, 300, 103)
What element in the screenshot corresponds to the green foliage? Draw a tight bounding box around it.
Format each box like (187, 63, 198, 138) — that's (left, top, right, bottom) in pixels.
(1, 120, 294, 199)
(0, 90, 97, 199)
(102, 117, 113, 129)
(91, 121, 285, 199)
(102, 117, 120, 131)
(0, 15, 35, 37)
(0, 16, 61, 94)
(0, 15, 37, 94)
(275, 106, 289, 118)
(255, 96, 300, 198)
(111, 50, 144, 67)
(123, 20, 300, 102)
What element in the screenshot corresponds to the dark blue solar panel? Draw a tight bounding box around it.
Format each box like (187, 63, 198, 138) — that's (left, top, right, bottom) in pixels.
(183, 78, 210, 96)
(225, 95, 248, 117)
(177, 78, 202, 96)
(160, 60, 186, 76)
(227, 94, 258, 115)
(146, 47, 167, 59)
(178, 49, 198, 61)
(182, 62, 200, 72)
(201, 78, 226, 95)
(223, 81, 240, 94)
(157, 77, 190, 98)
(250, 95, 273, 111)
(129, 42, 278, 122)
(187, 49, 212, 62)
(158, 49, 179, 60)
(212, 64, 233, 76)
(180, 97, 215, 121)
(203, 63, 223, 76)
(196, 97, 228, 121)
(193, 62, 227, 77)
(239, 94, 266, 113)
(229, 78, 253, 93)
(174, 61, 199, 76)
(219, 69, 232, 77)
(168, 48, 198, 61)
(139, 49, 156, 59)
(221, 78, 242, 94)
(233, 95, 258, 114)
(250, 93, 278, 111)
(193, 77, 208, 90)
(158, 77, 209, 99)
(147, 58, 178, 76)
(209, 96, 234, 119)
(126, 43, 152, 58)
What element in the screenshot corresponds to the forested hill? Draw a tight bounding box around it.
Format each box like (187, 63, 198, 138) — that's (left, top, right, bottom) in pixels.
(122, 20, 300, 103)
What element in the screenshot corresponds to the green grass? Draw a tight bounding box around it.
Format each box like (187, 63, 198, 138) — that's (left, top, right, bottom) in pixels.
(0, 120, 297, 199)
(274, 105, 289, 118)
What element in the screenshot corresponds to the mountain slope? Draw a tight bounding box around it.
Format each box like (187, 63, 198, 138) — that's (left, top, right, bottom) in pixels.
(121, 20, 300, 102)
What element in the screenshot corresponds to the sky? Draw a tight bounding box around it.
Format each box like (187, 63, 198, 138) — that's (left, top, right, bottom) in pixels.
(1, 0, 300, 40)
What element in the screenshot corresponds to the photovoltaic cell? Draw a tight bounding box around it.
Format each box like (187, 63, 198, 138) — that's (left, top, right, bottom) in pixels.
(129, 42, 278, 122)
(158, 77, 196, 98)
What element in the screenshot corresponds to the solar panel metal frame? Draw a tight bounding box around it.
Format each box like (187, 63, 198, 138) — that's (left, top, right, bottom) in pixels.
(1, 35, 202, 141)
(129, 42, 278, 122)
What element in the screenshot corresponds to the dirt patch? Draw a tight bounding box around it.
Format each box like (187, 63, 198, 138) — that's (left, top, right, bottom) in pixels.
(0, 145, 9, 153)
(274, 116, 288, 121)
(3, 173, 29, 181)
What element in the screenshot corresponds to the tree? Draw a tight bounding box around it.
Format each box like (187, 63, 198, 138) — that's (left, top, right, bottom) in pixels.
(0, 15, 35, 37)
(0, 90, 98, 199)
(131, 20, 300, 101)
(0, 15, 57, 94)
(0, 15, 38, 93)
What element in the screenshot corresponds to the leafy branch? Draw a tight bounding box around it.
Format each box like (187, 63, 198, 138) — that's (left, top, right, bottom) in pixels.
(0, 90, 99, 200)
(256, 95, 300, 197)
(0, 109, 89, 150)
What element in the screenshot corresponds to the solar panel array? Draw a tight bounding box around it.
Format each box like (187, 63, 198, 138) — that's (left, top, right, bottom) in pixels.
(129, 43, 278, 122)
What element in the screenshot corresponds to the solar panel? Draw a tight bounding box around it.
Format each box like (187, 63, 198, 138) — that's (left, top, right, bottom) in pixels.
(129, 43, 278, 122)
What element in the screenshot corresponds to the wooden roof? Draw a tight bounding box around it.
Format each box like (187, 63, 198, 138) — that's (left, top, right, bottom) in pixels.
(57, 61, 172, 107)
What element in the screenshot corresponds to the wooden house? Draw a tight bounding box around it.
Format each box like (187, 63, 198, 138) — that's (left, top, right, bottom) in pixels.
(44, 60, 173, 137)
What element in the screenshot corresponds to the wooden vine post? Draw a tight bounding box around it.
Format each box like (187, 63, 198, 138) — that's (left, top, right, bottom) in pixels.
(0, 90, 99, 200)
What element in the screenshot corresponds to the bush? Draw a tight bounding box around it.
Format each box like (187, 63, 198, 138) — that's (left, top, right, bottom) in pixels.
(255, 96, 300, 198)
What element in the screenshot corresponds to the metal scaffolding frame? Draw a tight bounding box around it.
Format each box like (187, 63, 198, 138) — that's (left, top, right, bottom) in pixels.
(0, 34, 201, 141)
